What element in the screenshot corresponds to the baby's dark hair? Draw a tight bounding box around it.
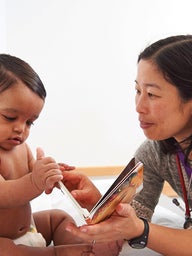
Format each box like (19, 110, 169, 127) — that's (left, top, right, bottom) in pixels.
(0, 54, 46, 99)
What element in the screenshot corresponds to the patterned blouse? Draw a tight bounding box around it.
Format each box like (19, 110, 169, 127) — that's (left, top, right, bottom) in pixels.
(131, 139, 192, 221)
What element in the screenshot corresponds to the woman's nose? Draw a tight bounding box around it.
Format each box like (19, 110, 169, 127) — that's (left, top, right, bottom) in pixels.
(135, 96, 148, 114)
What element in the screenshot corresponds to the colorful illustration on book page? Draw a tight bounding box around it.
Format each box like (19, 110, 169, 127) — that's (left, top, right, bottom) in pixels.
(87, 166, 143, 224)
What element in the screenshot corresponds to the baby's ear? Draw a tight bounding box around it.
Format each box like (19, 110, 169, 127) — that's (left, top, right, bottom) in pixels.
(36, 147, 45, 160)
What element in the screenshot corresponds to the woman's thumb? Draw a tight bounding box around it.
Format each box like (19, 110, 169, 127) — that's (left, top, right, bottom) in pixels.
(116, 203, 132, 217)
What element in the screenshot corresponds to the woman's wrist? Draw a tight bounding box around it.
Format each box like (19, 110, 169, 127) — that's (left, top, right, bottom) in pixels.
(134, 217, 145, 238)
(128, 218, 149, 249)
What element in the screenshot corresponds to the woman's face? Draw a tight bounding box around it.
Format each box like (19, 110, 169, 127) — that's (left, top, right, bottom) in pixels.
(135, 59, 192, 142)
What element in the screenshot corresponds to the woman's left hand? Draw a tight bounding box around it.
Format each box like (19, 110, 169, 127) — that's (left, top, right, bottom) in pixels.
(65, 203, 144, 243)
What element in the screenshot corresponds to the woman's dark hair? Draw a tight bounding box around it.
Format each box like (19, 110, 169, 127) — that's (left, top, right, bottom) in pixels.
(0, 54, 46, 99)
(138, 35, 192, 157)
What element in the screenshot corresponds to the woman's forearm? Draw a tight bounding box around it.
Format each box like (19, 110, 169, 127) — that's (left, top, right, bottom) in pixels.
(147, 223, 192, 256)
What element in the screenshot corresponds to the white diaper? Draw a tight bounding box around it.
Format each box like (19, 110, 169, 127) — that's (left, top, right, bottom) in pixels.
(13, 217, 46, 247)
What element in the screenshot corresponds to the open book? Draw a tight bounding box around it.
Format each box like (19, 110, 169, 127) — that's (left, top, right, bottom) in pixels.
(58, 158, 143, 224)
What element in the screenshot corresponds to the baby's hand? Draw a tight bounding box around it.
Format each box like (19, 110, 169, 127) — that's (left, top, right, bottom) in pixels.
(31, 148, 63, 194)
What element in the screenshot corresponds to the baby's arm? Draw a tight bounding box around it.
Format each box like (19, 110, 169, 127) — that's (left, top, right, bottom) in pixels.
(0, 148, 63, 207)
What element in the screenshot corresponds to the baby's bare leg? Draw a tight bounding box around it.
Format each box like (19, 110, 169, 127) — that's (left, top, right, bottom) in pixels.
(0, 237, 93, 256)
(33, 210, 123, 256)
(33, 209, 83, 245)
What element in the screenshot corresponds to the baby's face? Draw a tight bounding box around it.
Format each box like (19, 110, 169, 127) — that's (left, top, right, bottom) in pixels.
(0, 81, 44, 150)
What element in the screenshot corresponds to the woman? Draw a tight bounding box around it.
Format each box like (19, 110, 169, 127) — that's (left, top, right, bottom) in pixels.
(63, 35, 192, 256)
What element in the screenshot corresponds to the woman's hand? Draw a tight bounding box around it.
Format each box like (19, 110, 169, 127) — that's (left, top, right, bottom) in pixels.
(58, 162, 75, 171)
(65, 203, 144, 243)
(62, 170, 102, 211)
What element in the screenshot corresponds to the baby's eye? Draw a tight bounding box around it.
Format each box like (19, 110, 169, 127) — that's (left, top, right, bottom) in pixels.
(3, 115, 16, 121)
(26, 120, 34, 127)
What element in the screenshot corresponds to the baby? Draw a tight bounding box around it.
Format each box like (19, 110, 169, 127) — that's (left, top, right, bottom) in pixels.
(0, 54, 93, 256)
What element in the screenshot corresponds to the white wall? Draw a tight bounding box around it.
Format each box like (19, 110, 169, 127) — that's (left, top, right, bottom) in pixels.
(0, 0, 6, 52)
(3, 0, 192, 166)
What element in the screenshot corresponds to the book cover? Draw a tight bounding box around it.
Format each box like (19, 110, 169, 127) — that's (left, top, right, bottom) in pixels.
(58, 158, 143, 224)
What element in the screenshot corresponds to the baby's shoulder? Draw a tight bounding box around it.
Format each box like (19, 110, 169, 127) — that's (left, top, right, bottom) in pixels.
(0, 143, 30, 179)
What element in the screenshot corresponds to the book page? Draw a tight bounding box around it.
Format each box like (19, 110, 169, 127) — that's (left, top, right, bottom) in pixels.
(86, 159, 143, 224)
(58, 181, 90, 219)
(58, 158, 143, 225)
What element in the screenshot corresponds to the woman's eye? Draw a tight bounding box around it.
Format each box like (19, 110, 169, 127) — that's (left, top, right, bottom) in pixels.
(135, 88, 141, 95)
(148, 92, 158, 98)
